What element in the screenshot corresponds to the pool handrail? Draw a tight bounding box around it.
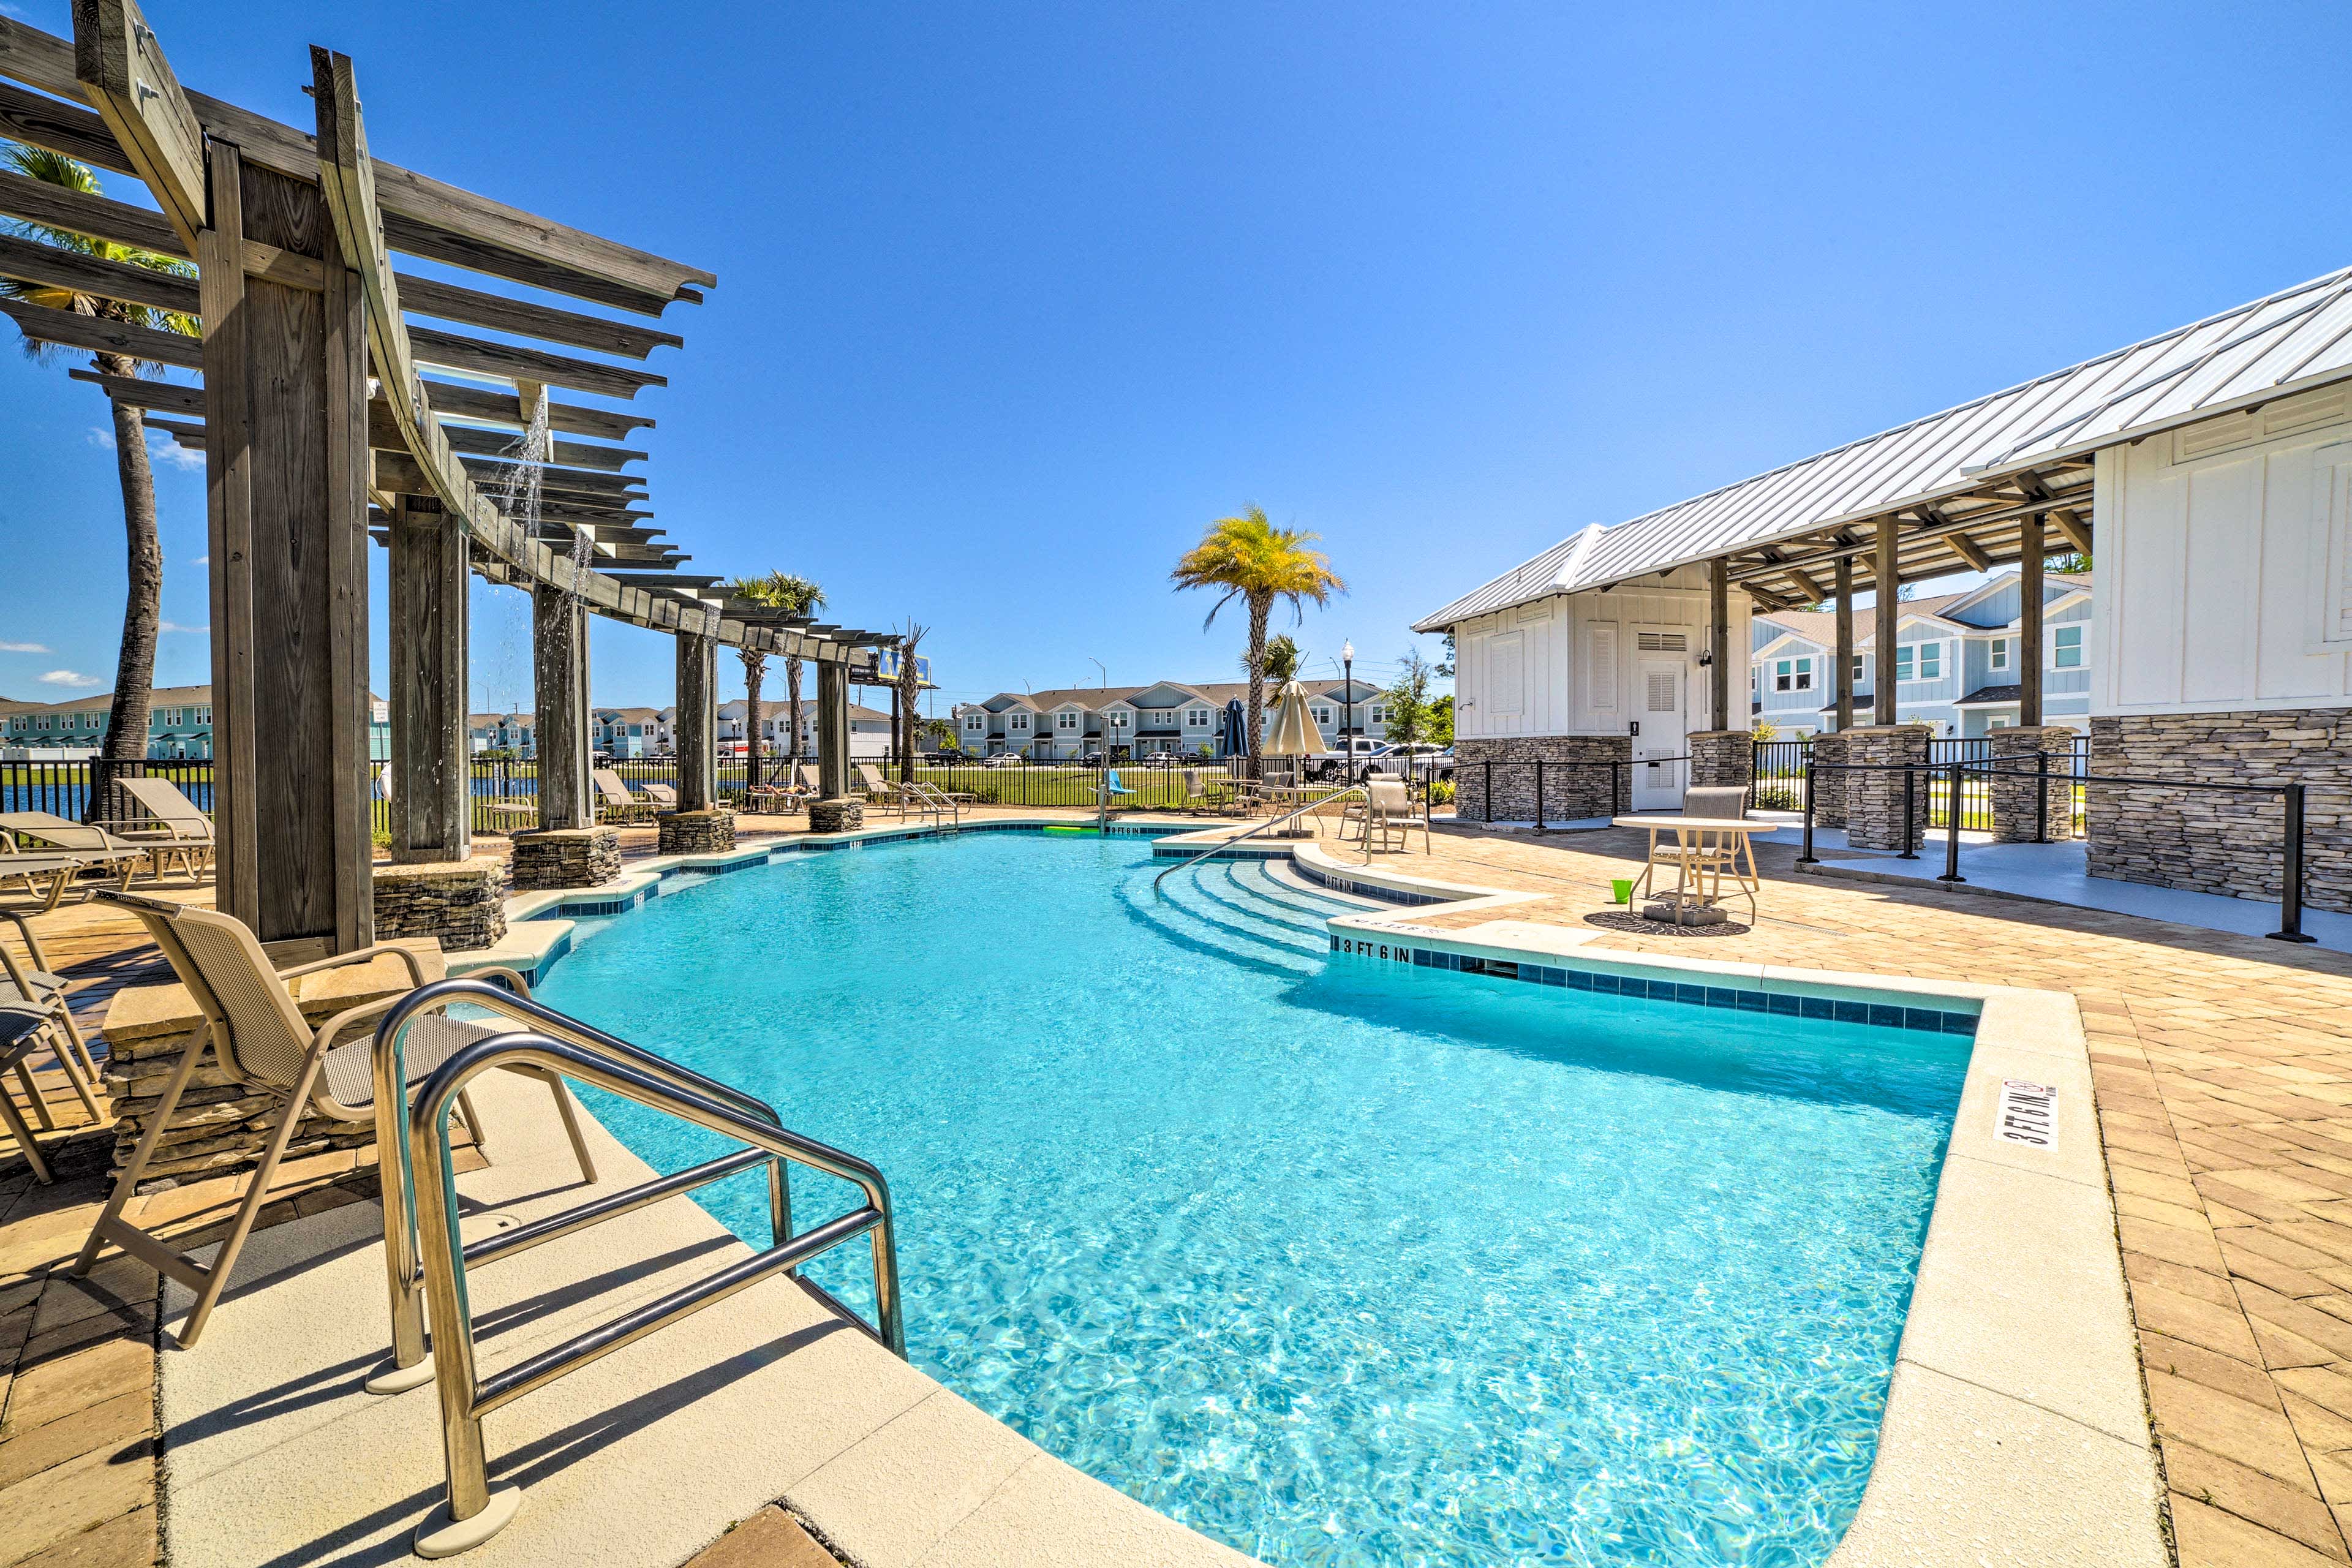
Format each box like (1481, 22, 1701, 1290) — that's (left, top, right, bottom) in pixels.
(1152, 783, 1373, 893)
(368, 978, 841, 1395)
(400, 1024, 904, 1555)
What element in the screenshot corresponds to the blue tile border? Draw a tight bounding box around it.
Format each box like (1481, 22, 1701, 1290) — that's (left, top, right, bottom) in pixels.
(1329, 930, 1977, 1038)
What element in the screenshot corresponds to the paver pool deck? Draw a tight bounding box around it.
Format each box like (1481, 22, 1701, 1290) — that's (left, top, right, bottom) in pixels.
(4, 808, 2352, 1566)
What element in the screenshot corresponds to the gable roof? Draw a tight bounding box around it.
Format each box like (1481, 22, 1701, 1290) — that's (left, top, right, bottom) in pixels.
(1416, 266, 2352, 632)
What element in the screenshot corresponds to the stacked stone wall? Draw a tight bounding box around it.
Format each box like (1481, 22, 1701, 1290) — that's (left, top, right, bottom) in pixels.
(2089, 710, 2352, 912)
(1989, 726, 2078, 845)
(809, 797, 866, 834)
(371, 855, 509, 951)
(1687, 731, 1754, 804)
(1843, 726, 1931, 853)
(1807, 733, 1849, 829)
(1453, 735, 1632, 824)
(510, 826, 622, 890)
(657, 807, 736, 856)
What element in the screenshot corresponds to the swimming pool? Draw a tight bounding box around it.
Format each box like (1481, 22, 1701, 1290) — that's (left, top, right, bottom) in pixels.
(536, 831, 1970, 1567)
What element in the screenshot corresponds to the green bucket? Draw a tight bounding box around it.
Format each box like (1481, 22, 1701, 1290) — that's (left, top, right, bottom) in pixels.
(1611, 878, 1635, 905)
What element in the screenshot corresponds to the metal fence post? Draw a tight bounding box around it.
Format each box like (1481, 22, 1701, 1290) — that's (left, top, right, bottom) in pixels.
(2035, 750, 2049, 844)
(1899, 768, 1918, 859)
(2271, 782, 2315, 943)
(1534, 760, 1545, 831)
(1939, 757, 1966, 883)
(1483, 760, 1493, 824)
(1798, 760, 1819, 865)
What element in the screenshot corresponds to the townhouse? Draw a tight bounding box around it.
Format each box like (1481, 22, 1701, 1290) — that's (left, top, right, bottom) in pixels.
(2, 685, 392, 761)
(716, 698, 893, 760)
(951, 678, 1391, 760)
(1749, 571, 2092, 737)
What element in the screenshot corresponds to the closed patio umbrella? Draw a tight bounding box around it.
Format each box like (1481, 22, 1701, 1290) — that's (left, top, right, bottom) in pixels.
(1264, 680, 1324, 771)
(1219, 699, 1248, 758)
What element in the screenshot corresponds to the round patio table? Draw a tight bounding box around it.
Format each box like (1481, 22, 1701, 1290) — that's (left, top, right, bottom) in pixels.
(1612, 815, 1777, 921)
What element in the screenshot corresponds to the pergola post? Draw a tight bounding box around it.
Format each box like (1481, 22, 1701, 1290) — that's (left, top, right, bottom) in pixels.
(531, 584, 594, 832)
(1873, 517, 1899, 726)
(386, 498, 470, 864)
(1707, 557, 1730, 730)
(197, 138, 373, 959)
(656, 630, 733, 855)
(809, 659, 862, 833)
(1833, 555, 1855, 731)
(2019, 512, 2045, 728)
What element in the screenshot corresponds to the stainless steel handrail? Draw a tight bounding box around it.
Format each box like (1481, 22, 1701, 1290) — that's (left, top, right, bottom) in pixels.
(370, 978, 794, 1386)
(405, 1028, 905, 1556)
(1152, 783, 1370, 892)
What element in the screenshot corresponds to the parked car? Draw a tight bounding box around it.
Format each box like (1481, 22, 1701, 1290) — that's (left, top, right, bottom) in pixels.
(1378, 742, 1455, 781)
(981, 751, 1027, 769)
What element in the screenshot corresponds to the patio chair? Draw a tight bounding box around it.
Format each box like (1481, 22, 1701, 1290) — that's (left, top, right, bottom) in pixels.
(590, 768, 655, 823)
(0, 1004, 85, 1185)
(854, 763, 900, 815)
(638, 782, 679, 811)
(1631, 785, 1760, 916)
(1, 812, 154, 894)
(2, 908, 103, 1091)
(0, 851, 126, 914)
(110, 775, 217, 881)
(70, 891, 597, 1349)
(1344, 778, 1429, 854)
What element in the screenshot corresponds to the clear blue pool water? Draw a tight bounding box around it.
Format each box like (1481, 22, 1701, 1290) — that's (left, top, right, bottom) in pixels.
(537, 832, 1969, 1568)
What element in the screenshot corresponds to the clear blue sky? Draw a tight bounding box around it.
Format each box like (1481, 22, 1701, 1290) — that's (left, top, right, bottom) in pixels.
(5, 0, 2350, 719)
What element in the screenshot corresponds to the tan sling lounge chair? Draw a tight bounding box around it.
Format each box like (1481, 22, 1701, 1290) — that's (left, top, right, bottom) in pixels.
(70, 891, 597, 1348)
(0, 911, 105, 1178)
(1, 812, 153, 895)
(591, 768, 655, 823)
(110, 775, 217, 881)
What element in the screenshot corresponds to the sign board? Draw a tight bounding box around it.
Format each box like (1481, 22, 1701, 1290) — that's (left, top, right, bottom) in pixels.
(1996, 1080, 2056, 1147)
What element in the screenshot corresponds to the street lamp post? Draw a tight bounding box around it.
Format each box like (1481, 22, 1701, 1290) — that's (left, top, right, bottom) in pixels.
(1341, 641, 1356, 785)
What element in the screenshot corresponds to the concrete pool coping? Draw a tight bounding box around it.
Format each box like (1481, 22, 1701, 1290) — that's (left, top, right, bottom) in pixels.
(409, 815, 2162, 1566)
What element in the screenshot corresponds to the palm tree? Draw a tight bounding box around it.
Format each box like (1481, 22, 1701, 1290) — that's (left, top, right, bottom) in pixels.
(894, 621, 929, 782)
(1172, 507, 1344, 773)
(726, 573, 786, 782)
(1259, 633, 1303, 687)
(764, 575, 826, 767)
(2, 145, 196, 775)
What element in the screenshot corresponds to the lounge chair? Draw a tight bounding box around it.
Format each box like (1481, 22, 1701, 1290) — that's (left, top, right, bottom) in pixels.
(70, 891, 596, 1348)
(0, 851, 126, 913)
(854, 762, 905, 815)
(0, 911, 105, 1178)
(638, 782, 679, 811)
(1, 812, 153, 897)
(110, 775, 216, 881)
(590, 768, 656, 823)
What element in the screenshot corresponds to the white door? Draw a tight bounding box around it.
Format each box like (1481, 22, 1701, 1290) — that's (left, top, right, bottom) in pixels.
(1633, 658, 1688, 810)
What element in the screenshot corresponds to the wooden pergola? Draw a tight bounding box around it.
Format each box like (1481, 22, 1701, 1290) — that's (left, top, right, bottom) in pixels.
(0, 6, 899, 955)
(1683, 464, 2092, 739)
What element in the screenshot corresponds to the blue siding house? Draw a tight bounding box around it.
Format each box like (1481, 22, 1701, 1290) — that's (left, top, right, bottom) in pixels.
(1750, 571, 2092, 737)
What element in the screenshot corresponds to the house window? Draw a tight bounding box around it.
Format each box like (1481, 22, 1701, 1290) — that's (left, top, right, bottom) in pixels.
(1185, 708, 1208, 727)
(1773, 658, 1815, 692)
(1009, 712, 1029, 733)
(1852, 655, 1866, 683)
(1311, 704, 1332, 725)
(1108, 710, 1129, 729)
(1918, 643, 1940, 679)
(2052, 626, 2084, 669)
(1368, 703, 1389, 725)
(1989, 638, 2011, 672)
(198, 707, 211, 725)
(1055, 711, 1079, 731)
(964, 714, 984, 732)
(1986, 715, 2013, 729)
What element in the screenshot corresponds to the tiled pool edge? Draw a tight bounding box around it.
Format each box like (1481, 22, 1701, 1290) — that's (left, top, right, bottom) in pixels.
(1295, 846, 2168, 1568)
(458, 820, 2166, 1567)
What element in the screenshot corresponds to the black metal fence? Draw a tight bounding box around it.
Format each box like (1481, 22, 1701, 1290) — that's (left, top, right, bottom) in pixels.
(1749, 733, 2091, 833)
(1, 756, 219, 824)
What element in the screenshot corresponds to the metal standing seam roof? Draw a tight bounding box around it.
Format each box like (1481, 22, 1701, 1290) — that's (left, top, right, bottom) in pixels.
(1415, 264, 2352, 632)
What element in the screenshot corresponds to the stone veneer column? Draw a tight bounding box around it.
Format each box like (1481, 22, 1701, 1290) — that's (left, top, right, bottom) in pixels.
(2089, 709, 2352, 913)
(1808, 732, 1849, 829)
(371, 856, 510, 951)
(1989, 725, 2078, 844)
(658, 809, 736, 855)
(1842, 725, 1931, 852)
(809, 797, 865, 834)
(1686, 731, 1753, 802)
(1450, 735, 1633, 824)
(509, 827, 622, 890)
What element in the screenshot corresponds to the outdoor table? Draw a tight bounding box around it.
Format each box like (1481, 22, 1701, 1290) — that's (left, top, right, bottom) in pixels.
(1613, 815, 1776, 922)
(1257, 783, 1346, 834)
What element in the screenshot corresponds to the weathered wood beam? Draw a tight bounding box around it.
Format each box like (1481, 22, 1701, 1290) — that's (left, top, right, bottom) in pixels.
(138, 413, 201, 439)
(0, 229, 196, 313)
(1707, 558, 1730, 729)
(1725, 484, 2094, 587)
(1873, 518, 1899, 726)
(0, 18, 713, 315)
(70, 0, 204, 252)
(0, 164, 182, 256)
(386, 496, 472, 862)
(396, 273, 682, 360)
(0, 293, 201, 366)
(606, 573, 720, 588)
(2020, 513, 2045, 727)
(2051, 509, 2092, 555)
(1782, 565, 1826, 603)
(0, 78, 130, 173)
(421, 379, 654, 440)
(1833, 556, 1855, 729)
(435, 418, 644, 470)
(409, 324, 666, 400)
(1946, 532, 1991, 571)
(70, 366, 202, 413)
